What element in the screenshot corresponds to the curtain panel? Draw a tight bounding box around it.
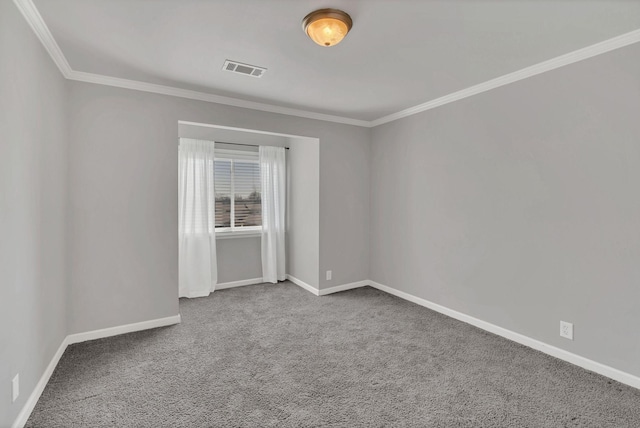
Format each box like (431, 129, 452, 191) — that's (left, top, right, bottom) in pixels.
(259, 146, 286, 283)
(178, 139, 218, 298)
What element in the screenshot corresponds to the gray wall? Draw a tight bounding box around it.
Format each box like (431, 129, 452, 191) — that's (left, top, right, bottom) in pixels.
(216, 237, 263, 284)
(370, 43, 640, 377)
(0, 2, 69, 425)
(320, 128, 371, 289)
(179, 123, 292, 147)
(67, 81, 370, 333)
(287, 137, 320, 287)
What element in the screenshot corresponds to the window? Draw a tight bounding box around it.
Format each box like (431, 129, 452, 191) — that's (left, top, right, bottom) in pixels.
(214, 147, 261, 233)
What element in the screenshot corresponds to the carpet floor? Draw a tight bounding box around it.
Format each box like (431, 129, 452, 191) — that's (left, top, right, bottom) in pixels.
(27, 282, 640, 427)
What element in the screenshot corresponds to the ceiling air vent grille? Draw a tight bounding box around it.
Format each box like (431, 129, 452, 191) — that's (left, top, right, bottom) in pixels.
(222, 60, 267, 78)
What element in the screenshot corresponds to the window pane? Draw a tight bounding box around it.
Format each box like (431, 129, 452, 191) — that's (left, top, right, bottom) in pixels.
(214, 160, 231, 228)
(234, 161, 261, 227)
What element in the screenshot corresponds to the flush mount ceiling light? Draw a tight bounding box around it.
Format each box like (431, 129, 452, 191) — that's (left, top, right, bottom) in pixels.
(302, 8, 353, 47)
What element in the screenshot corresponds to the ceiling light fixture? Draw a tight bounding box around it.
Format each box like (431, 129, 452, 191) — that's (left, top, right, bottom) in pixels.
(302, 8, 353, 47)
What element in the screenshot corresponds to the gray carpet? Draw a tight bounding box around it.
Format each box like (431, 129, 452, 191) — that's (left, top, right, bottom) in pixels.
(27, 282, 640, 427)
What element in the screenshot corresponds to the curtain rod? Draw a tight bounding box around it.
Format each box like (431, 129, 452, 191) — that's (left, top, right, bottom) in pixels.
(216, 141, 289, 150)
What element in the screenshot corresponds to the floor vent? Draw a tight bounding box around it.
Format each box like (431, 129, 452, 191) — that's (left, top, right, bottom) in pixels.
(222, 60, 266, 78)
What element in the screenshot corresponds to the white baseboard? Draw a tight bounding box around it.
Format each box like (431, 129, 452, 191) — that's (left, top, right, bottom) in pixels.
(11, 338, 69, 428)
(286, 274, 320, 296)
(368, 280, 640, 390)
(12, 314, 181, 428)
(67, 315, 181, 345)
(319, 280, 369, 296)
(286, 275, 370, 297)
(216, 278, 263, 290)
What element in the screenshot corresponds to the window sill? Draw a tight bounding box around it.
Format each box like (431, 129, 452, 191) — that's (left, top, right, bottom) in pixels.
(215, 230, 262, 240)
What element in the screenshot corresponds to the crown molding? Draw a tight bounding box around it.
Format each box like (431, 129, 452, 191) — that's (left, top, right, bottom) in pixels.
(371, 28, 640, 127)
(15, 0, 640, 129)
(67, 70, 371, 127)
(13, 0, 72, 77)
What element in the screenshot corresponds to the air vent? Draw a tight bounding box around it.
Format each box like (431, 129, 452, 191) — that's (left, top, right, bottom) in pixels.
(222, 60, 267, 78)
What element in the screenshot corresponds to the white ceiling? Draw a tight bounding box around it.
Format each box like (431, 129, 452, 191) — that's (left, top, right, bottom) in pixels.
(30, 0, 640, 122)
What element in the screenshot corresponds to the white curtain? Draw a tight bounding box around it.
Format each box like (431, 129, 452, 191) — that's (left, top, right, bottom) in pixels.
(178, 139, 217, 298)
(260, 146, 286, 283)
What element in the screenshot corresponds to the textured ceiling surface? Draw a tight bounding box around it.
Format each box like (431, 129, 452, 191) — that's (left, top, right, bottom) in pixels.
(33, 0, 640, 121)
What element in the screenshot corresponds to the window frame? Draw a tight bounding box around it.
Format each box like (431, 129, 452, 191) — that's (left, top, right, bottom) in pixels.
(214, 155, 262, 238)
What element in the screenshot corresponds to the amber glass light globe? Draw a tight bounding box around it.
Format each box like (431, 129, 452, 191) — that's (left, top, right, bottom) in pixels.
(302, 9, 353, 47)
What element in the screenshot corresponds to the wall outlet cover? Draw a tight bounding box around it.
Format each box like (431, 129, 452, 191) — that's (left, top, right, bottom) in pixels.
(326, 270, 332, 281)
(560, 321, 574, 340)
(12, 374, 19, 402)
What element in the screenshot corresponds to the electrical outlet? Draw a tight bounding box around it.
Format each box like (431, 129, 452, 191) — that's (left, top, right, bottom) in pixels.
(560, 321, 574, 340)
(326, 270, 332, 281)
(12, 374, 19, 402)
